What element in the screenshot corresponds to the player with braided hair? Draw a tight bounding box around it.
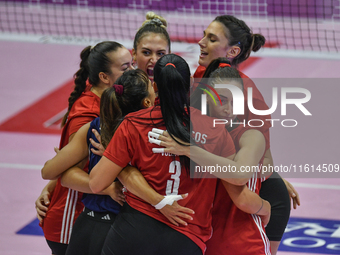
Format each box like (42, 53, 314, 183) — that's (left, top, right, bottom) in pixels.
(40, 69, 155, 255)
(193, 15, 271, 138)
(203, 15, 265, 67)
(35, 41, 133, 255)
(88, 54, 243, 255)
(60, 41, 132, 126)
(193, 15, 299, 254)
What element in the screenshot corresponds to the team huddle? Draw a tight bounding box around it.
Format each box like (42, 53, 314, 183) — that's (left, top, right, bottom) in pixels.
(36, 11, 300, 255)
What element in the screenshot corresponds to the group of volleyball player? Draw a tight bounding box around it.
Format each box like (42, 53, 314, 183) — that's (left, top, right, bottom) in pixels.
(35, 11, 300, 255)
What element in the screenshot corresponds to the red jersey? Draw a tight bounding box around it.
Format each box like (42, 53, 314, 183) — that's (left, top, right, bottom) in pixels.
(205, 125, 271, 255)
(193, 65, 206, 81)
(41, 87, 100, 244)
(206, 179, 271, 255)
(104, 106, 236, 254)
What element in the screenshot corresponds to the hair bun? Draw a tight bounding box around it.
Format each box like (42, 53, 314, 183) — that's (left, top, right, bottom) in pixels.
(143, 11, 168, 28)
(252, 34, 266, 52)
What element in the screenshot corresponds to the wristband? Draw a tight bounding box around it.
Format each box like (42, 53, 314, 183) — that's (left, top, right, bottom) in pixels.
(154, 195, 183, 210)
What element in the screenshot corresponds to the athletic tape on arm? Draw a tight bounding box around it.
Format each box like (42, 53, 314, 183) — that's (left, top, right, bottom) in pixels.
(154, 195, 184, 210)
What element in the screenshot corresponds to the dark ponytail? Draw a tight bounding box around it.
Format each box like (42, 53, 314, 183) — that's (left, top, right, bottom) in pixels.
(153, 54, 192, 171)
(154, 54, 191, 146)
(99, 87, 121, 149)
(100, 69, 150, 148)
(61, 46, 91, 126)
(252, 34, 266, 52)
(214, 15, 265, 67)
(61, 41, 124, 127)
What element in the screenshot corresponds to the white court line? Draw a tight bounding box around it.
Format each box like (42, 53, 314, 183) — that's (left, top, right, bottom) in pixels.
(252, 48, 340, 60)
(0, 162, 42, 170)
(291, 182, 340, 190)
(1, 33, 340, 60)
(0, 33, 199, 54)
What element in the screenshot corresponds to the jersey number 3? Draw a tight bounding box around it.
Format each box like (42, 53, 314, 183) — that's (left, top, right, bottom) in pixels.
(166, 160, 181, 195)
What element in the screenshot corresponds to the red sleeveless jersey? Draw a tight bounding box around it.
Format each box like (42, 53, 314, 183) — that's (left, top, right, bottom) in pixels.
(104, 106, 236, 254)
(205, 125, 271, 255)
(41, 87, 100, 244)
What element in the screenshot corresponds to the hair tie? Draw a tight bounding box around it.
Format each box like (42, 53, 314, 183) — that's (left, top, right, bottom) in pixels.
(219, 63, 231, 68)
(145, 18, 163, 27)
(113, 84, 124, 96)
(166, 63, 176, 68)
